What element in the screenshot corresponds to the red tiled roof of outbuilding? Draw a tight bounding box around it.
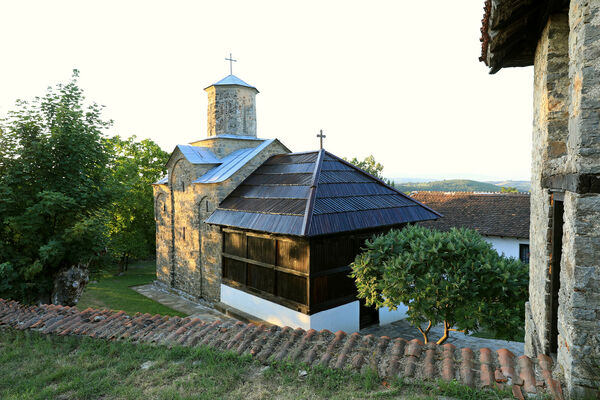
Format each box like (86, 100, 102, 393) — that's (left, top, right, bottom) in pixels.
(410, 192, 530, 239)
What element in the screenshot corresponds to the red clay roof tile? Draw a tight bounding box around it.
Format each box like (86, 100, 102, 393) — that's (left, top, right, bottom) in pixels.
(0, 299, 564, 399)
(410, 192, 530, 239)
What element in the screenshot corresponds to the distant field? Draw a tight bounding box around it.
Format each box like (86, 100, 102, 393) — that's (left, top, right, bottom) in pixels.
(393, 179, 530, 193)
(394, 179, 501, 193)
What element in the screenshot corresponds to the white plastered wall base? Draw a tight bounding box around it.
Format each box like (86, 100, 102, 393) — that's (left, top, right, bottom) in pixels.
(221, 284, 360, 333)
(379, 304, 409, 325)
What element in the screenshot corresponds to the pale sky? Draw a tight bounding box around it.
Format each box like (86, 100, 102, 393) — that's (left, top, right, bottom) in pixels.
(0, 0, 533, 181)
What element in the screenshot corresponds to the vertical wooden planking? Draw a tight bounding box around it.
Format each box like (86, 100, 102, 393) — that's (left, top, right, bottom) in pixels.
(277, 240, 309, 273)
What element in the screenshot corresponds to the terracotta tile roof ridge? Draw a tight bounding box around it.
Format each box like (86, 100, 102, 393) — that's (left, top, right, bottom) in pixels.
(0, 299, 563, 399)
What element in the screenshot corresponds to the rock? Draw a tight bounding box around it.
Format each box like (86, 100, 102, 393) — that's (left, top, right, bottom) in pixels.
(140, 361, 155, 370)
(51, 264, 90, 306)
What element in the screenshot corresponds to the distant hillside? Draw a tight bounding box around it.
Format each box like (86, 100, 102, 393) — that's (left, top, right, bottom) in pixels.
(394, 179, 503, 193)
(486, 180, 531, 192)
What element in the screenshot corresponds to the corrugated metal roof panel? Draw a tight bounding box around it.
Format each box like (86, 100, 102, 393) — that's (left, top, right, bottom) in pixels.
(205, 209, 304, 235)
(318, 170, 373, 184)
(219, 197, 306, 215)
(320, 160, 355, 172)
(206, 149, 441, 236)
(265, 153, 318, 165)
(316, 182, 396, 197)
(313, 194, 415, 215)
(177, 145, 221, 165)
(230, 184, 311, 199)
(308, 206, 439, 236)
(244, 172, 313, 186)
(256, 163, 315, 174)
(194, 139, 273, 184)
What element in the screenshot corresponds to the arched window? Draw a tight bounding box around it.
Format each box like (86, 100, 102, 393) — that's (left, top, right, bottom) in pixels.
(170, 159, 187, 192)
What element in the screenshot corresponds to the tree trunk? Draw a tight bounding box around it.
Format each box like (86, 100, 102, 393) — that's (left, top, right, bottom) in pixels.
(417, 321, 432, 344)
(436, 321, 450, 345)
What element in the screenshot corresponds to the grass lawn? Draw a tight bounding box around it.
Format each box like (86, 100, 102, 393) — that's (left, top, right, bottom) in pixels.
(0, 329, 516, 400)
(77, 260, 186, 317)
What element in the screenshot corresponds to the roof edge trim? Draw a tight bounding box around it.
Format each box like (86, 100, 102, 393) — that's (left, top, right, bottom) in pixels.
(301, 149, 325, 235)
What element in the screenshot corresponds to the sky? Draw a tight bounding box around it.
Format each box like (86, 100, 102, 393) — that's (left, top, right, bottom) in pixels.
(0, 1, 534, 181)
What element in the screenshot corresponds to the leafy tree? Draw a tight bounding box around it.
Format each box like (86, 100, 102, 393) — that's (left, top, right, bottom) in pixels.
(0, 70, 111, 303)
(501, 186, 518, 193)
(350, 225, 528, 344)
(104, 135, 169, 271)
(344, 155, 384, 179)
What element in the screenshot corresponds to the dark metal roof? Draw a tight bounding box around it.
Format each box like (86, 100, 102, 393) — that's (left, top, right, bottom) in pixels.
(479, 0, 569, 74)
(206, 150, 441, 236)
(410, 192, 530, 239)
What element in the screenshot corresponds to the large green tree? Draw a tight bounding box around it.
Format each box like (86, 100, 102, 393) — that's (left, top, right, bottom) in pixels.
(0, 71, 111, 303)
(104, 135, 169, 271)
(344, 155, 385, 179)
(350, 225, 528, 344)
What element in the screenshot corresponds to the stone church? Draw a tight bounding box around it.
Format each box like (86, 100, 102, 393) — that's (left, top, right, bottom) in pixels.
(481, 0, 600, 397)
(153, 73, 440, 333)
(153, 75, 290, 302)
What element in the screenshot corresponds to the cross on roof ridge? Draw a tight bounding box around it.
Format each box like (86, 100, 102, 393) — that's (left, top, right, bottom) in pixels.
(225, 53, 237, 75)
(317, 129, 326, 150)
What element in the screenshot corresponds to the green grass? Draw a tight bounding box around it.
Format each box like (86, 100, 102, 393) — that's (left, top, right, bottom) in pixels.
(77, 260, 186, 317)
(0, 329, 517, 400)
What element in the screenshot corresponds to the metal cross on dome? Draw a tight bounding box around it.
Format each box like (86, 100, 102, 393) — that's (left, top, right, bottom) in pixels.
(225, 53, 237, 75)
(317, 130, 326, 150)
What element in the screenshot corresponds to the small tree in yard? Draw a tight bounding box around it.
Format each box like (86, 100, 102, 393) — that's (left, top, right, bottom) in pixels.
(350, 225, 528, 344)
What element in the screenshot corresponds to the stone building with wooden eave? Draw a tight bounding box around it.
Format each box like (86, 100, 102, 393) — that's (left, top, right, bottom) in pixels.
(481, 0, 600, 396)
(205, 150, 440, 333)
(153, 71, 440, 333)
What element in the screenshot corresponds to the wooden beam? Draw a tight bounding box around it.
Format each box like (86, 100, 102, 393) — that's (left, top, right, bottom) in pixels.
(223, 253, 309, 278)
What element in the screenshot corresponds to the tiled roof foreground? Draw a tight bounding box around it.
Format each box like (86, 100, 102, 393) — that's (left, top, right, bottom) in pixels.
(0, 299, 563, 399)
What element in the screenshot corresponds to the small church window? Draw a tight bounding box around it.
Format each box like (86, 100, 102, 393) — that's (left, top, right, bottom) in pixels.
(183, 227, 186, 240)
(163, 204, 166, 212)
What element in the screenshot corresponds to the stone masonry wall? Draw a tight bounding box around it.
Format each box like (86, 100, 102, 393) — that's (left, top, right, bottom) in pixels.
(526, 13, 569, 359)
(205, 86, 257, 138)
(558, 192, 600, 396)
(555, 2, 600, 396)
(154, 187, 172, 286)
